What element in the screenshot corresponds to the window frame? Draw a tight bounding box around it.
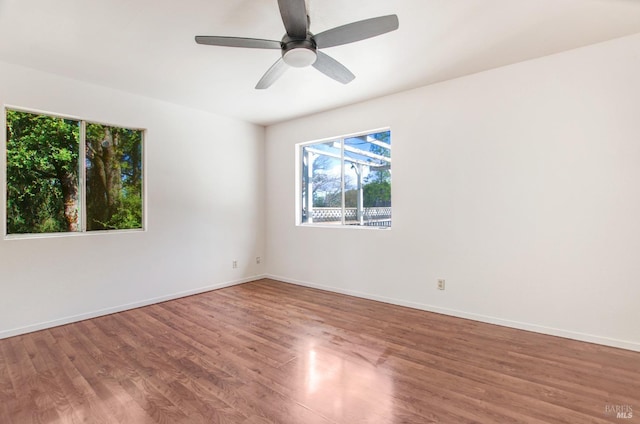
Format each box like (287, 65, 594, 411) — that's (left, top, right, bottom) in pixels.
(296, 127, 392, 229)
(3, 105, 146, 239)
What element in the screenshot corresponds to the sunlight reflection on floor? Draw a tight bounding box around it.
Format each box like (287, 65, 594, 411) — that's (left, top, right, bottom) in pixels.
(291, 341, 395, 422)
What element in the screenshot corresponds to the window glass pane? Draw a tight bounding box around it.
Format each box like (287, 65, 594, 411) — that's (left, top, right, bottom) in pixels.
(6, 110, 80, 234)
(356, 131, 391, 227)
(85, 123, 143, 231)
(343, 132, 391, 226)
(302, 141, 343, 224)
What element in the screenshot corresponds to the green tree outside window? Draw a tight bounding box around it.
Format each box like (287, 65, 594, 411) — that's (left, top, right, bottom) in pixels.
(5, 109, 143, 235)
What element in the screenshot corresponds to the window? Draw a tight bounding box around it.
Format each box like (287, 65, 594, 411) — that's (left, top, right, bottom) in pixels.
(299, 129, 391, 227)
(5, 108, 144, 235)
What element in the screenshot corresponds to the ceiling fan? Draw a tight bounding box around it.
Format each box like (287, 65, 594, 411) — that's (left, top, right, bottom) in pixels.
(195, 0, 399, 89)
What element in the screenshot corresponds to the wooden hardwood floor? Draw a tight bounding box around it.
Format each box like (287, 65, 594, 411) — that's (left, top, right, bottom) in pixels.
(1, 279, 638, 423)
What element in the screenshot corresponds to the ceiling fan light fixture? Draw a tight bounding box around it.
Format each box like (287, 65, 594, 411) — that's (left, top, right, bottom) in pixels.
(283, 47, 317, 67)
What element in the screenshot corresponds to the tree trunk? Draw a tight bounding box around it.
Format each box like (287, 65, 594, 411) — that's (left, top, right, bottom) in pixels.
(104, 129, 122, 218)
(59, 171, 78, 232)
(86, 126, 123, 229)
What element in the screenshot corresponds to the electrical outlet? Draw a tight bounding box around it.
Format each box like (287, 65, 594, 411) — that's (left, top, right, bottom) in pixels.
(256, 256, 261, 264)
(232, 260, 238, 269)
(437, 279, 445, 290)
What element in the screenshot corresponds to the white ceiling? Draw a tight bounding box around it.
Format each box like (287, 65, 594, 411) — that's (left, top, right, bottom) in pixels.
(1, 0, 640, 126)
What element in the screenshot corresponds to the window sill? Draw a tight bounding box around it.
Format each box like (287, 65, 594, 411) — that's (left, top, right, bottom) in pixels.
(297, 223, 391, 230)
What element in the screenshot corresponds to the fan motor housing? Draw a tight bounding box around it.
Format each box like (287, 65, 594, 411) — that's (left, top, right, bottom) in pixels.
(281, 36, 317, 67)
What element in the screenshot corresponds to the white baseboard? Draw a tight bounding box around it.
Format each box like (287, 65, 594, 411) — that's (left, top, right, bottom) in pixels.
(0, 274, 267, 340)
(266, 274, 640, 353)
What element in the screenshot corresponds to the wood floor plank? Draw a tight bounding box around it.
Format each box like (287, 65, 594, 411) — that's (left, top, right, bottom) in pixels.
(1, 278, 639, 423)
(48, 323, 152, 423)
(38, 328, 109, 423)
(78, 318, 195, 424)
(241, 415, 278, 424)
(235, 381, 336, 424)
(102, 312, 249, 423)
(0, 400, 12, 424)
(162, 296, 298, 368)
(0, 340, 17, 404)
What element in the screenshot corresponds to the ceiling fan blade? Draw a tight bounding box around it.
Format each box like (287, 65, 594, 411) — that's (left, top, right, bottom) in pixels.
(195, 36, 281, 49)
(312, 51, 355, 84)
(314, 15, 399, 48)
(255, 58, 288, 89)
(278, 0, 308, 39)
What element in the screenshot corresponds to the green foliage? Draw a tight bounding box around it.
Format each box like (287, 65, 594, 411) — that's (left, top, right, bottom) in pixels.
(85, 123, 143, 231)
(111, 191, 143, 229)
(363, 130, 391, 207)
(89, 190, 143, 230)
(6, 110, 79, 234)
(363, 180, 391, 207)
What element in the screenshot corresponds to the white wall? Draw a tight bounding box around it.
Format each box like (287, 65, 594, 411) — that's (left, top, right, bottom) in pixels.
(265, 33, 640, 351)
(0, 61, 266, 338)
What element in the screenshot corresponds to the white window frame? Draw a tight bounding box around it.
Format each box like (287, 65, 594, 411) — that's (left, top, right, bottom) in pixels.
(3, 105, 146, 239)
(296, 128, 391, 229)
